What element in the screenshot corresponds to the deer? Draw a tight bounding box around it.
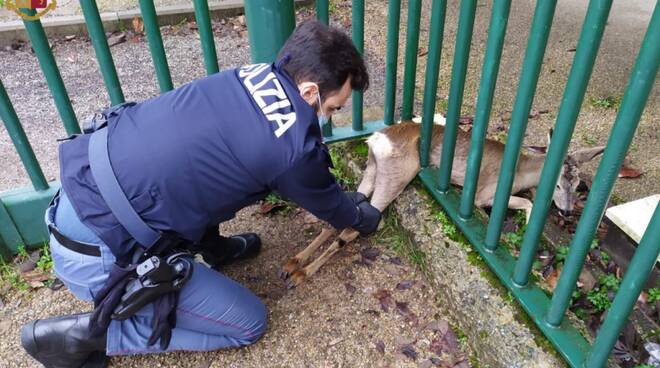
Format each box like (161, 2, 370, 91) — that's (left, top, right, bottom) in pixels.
(279, 116, 605, 288)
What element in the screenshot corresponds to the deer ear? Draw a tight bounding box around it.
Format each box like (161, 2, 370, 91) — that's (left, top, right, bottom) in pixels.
(570, 146, 605, 163)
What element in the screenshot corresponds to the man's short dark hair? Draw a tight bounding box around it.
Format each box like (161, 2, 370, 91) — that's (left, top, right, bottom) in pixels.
(278, 20, 369, 97)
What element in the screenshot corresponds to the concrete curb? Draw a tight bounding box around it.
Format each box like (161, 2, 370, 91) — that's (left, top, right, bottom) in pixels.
(0, 0, 310, 47)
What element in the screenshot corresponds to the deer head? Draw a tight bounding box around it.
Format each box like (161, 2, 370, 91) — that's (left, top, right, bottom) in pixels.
(549, 129, 605, 214)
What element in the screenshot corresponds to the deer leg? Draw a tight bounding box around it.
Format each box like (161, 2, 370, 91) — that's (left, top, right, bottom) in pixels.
(369, 158, 420, 212)
(477, 195, 534, 224)
(279, 228, 335, 280)
(507, 196, 534, 224)
(356, 149, 377, 197)
(285, 228, 360, 289)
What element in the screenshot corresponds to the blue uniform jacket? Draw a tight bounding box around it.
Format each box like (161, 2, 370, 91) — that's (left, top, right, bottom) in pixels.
(58, 61, 359, 262)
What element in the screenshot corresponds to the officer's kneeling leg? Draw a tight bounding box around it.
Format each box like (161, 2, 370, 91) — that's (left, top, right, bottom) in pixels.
(107, 262, 267, 355)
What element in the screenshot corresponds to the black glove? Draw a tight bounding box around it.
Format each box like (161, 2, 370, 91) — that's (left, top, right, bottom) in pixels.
(352, 201, 381, 236)
(345, 191, 368, 206)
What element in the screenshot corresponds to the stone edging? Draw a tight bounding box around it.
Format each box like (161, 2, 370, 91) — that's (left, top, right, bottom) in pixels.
(392, 186, 566, 368)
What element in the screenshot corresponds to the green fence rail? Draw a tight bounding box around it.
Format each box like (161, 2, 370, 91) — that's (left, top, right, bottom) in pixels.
(1, 1, 658, 367)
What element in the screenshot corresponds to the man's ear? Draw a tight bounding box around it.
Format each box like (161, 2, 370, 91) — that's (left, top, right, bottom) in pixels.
(298, 82, 319, 105)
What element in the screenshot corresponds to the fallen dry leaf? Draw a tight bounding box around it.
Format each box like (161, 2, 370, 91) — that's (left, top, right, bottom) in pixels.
(21, 269, 50, 283)
(344, 282, 357, 295)
(107, 32, 126, 47)
(29, 281, 45, 289)
(431, 329, 461, 356)
(400, 344, 418, 361)
(258, 202, 286, 214)
(429, 357, 442, 366)
(395, 301, 419, 325)
(375, 340, 385, 354)
(373, 289, 395, 312)
(361, 247, 381, 261)
(395, 280, 416, 290)
(545, 266, 561, 292)
(389, 257, 404, 265)
(132, 17, 144, 33)
(430, 336, 444, 356)
(618, 163, 643, 178)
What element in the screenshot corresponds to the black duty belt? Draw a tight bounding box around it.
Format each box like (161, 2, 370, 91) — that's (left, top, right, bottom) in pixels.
(48, 224, 102, 257)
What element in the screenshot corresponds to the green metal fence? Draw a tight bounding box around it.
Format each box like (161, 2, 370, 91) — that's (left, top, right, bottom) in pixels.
(1, 1, 658, 367)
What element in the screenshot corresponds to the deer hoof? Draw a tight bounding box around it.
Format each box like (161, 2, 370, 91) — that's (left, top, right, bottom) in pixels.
(279, 258, 301, 280)
(285, 270, 306, 289)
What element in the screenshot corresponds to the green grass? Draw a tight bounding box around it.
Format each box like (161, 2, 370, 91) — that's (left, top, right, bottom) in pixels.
(118, 18, 127, 33)
(37, 244, 53, 273)
(373, 207, 428, 271)
(1, 243, 54, 295)
(581, 133, 597, 146)
(263, 192, 295, 215)
(588, 96, 622, 110)
(327, 140, 370, 190)
(648, 287, 660, 303)
(0, 257, 29, 293)
(328, 0, 339, 15)
(587, 274, 621, 313)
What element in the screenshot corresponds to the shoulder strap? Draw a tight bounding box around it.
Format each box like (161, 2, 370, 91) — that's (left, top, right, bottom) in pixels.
(88, 127, 161, 249)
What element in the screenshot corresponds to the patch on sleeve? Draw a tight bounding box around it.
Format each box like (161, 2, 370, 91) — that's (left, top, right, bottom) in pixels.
(238, 64, 297, 138)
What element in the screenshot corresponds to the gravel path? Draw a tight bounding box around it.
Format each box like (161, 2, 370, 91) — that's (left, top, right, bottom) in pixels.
(0, 204, 472, 368)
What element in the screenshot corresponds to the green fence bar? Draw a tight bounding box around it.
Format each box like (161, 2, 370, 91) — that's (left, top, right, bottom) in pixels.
(193, 0, 220, 75)
(139, 0, 174, 92)
(546, 4, 659, 326)
(419, 0, 447, 167)
(483, 0, 557, 250)
(585, 203, 660, 368)
(21, 9, 80, 135)
(437, 0, 477, 190)
(245, 0, 296, 64)
(0, 79, 48, 191)
(418, 169, 591, 367)
(351, 0, 365, 131)
(316, 0, 329, 25)
(80, 0, 125, 106)
(458, 0, 511, 218)
(400, 0, 422, 121)
(513, 0, 613, 287)
(383, 0, 401, 126)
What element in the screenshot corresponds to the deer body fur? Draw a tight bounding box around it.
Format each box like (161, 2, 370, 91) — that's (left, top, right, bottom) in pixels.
(280, 120, 604, 288)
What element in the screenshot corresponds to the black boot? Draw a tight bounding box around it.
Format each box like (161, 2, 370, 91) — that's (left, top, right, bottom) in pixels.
(194, 229, 262, 267)
(217, 233, 262, 266)
(21, 313, 108, 368)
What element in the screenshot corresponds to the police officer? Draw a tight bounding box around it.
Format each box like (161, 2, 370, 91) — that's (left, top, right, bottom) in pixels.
(20, 20, 381, 367)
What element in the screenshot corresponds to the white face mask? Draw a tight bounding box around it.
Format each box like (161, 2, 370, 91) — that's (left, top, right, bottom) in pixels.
(316, 91, 329, 130)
